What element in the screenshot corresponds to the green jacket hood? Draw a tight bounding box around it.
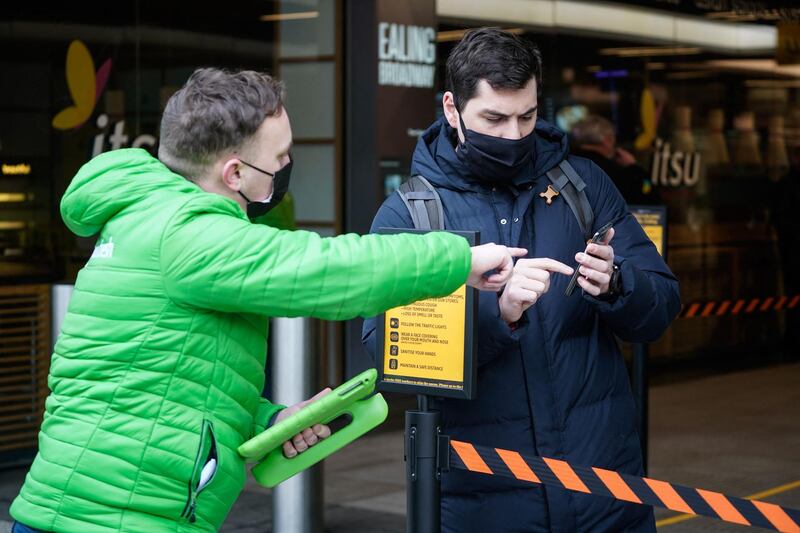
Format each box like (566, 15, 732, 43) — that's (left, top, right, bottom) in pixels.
(61, 148, 200, 237)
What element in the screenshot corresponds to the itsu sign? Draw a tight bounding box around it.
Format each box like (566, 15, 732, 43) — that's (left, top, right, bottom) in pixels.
(650, 138, 702, 187)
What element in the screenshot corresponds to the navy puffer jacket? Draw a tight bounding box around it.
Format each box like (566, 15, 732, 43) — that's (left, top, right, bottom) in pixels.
(363, 117, 680, 532)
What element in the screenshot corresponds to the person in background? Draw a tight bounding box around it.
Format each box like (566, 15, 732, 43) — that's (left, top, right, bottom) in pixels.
(572, 114, 660, 206)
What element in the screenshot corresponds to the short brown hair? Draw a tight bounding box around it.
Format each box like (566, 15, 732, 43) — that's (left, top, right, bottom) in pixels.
(158, 68, 286, 179)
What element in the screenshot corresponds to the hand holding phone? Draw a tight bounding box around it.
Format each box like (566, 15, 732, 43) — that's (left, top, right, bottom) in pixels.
(564, 222, 614, 297)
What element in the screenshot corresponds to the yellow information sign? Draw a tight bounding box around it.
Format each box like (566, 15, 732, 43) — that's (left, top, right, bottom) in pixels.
(376, 227, 478, 399)
(630, 206, 667, 259)
(382, 285, 466, 387)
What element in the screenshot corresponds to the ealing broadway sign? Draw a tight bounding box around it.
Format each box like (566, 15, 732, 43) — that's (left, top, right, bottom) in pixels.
(377, 22, 436, 88)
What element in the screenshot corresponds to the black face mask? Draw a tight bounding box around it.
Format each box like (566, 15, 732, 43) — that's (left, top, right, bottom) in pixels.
(456, 112, 536, 184)
(238, 157, 293, 218)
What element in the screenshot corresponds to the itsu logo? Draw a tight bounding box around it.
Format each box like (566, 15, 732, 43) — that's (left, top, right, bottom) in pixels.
(650, 138, 702, 188)
(91, 113, 157, 158)
(52, 40, 158, 158)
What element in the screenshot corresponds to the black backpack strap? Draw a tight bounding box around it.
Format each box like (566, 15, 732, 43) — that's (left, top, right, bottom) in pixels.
(396, 175, 445, 230)
(545, 160, 595, 239)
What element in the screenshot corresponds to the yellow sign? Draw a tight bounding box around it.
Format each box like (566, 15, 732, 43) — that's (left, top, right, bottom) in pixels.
(376, 227, 478, 399)
(2, 164, 31, 176)
(631, 206, 667, 258)
(382, 284, 466, 390)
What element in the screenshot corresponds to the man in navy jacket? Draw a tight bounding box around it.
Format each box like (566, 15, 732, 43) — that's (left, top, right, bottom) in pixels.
(363, 28, 680, 532)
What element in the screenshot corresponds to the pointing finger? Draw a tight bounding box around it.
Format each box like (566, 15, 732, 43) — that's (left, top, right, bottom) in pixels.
(521, 258, 574, 276)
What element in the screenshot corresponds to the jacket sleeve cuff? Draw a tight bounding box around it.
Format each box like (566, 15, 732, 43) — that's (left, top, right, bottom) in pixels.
(582, 256, 652, 318)
(477, 295, 527, 366)
(252, 399, 286, 437)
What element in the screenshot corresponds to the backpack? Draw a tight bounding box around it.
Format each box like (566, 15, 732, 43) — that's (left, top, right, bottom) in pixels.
(396, 160, 595, 239)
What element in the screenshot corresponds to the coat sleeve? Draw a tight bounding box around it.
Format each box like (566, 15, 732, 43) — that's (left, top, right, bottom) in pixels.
(361, 199, 416, 363)
(159, 197, 471, 320)
(252, 399, 285, 437)
(577, 158, 681, 343)
(474, 291, 526, 367)
(361, 195, 519, 368)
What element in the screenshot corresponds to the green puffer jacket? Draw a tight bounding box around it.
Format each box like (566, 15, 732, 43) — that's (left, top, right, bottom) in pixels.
(10, 148, 470, 532)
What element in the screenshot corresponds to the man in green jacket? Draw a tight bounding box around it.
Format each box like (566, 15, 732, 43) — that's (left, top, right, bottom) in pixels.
(9, 68, 523, 533)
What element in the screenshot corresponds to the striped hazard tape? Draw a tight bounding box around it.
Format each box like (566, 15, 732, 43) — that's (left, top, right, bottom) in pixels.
(679, 295, 800, 319)
(450, 440, 800, 532)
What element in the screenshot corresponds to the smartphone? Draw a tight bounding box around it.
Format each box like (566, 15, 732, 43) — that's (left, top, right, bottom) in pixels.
(564, 221, 614, 297)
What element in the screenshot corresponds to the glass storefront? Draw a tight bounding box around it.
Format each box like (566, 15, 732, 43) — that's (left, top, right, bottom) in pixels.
(0, 0, 341, 461)
(1, 0, 797, 460)
(435, 4, 799, 364)
(0, 2, 342, 283)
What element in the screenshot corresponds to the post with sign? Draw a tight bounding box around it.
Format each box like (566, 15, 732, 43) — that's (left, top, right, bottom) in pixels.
(376, 228, 478, 533)
(629, 205, 667, 475)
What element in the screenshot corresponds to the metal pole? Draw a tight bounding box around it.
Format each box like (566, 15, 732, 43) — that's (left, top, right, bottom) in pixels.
(51, 284, 74, 352)
(272, 317, 323, 533)
(632, 343, 649, 475)
(406, 395, 441, 533)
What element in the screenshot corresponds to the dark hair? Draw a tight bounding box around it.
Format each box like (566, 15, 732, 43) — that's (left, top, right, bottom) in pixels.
(158, 67, 286, 179)
(446, 28, 542, 112)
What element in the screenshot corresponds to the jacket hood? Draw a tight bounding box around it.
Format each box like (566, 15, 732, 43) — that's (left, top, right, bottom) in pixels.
(410, 115, 570, 192)
(61, 148, 200, 237)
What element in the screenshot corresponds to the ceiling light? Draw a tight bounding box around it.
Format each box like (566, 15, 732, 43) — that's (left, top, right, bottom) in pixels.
(744, 79, 800, 88)
(705, 10, 780, 22)
(665, 71, 713, 80)
(705, 59, 800, 77)
(705, 11, 759, 22)
(260, 11, 319, 22)
(599, 46, 702, 57)
(437, 0, 776, 54)
(437, 27, 523, 42)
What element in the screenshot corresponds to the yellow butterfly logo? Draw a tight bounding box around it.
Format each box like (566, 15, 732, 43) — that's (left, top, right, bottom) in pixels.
(635, 87, 664, 152)
(52, 40, 112, 130)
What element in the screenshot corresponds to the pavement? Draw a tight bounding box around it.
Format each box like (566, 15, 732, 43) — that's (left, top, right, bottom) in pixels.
(1, 362, 798, 532)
